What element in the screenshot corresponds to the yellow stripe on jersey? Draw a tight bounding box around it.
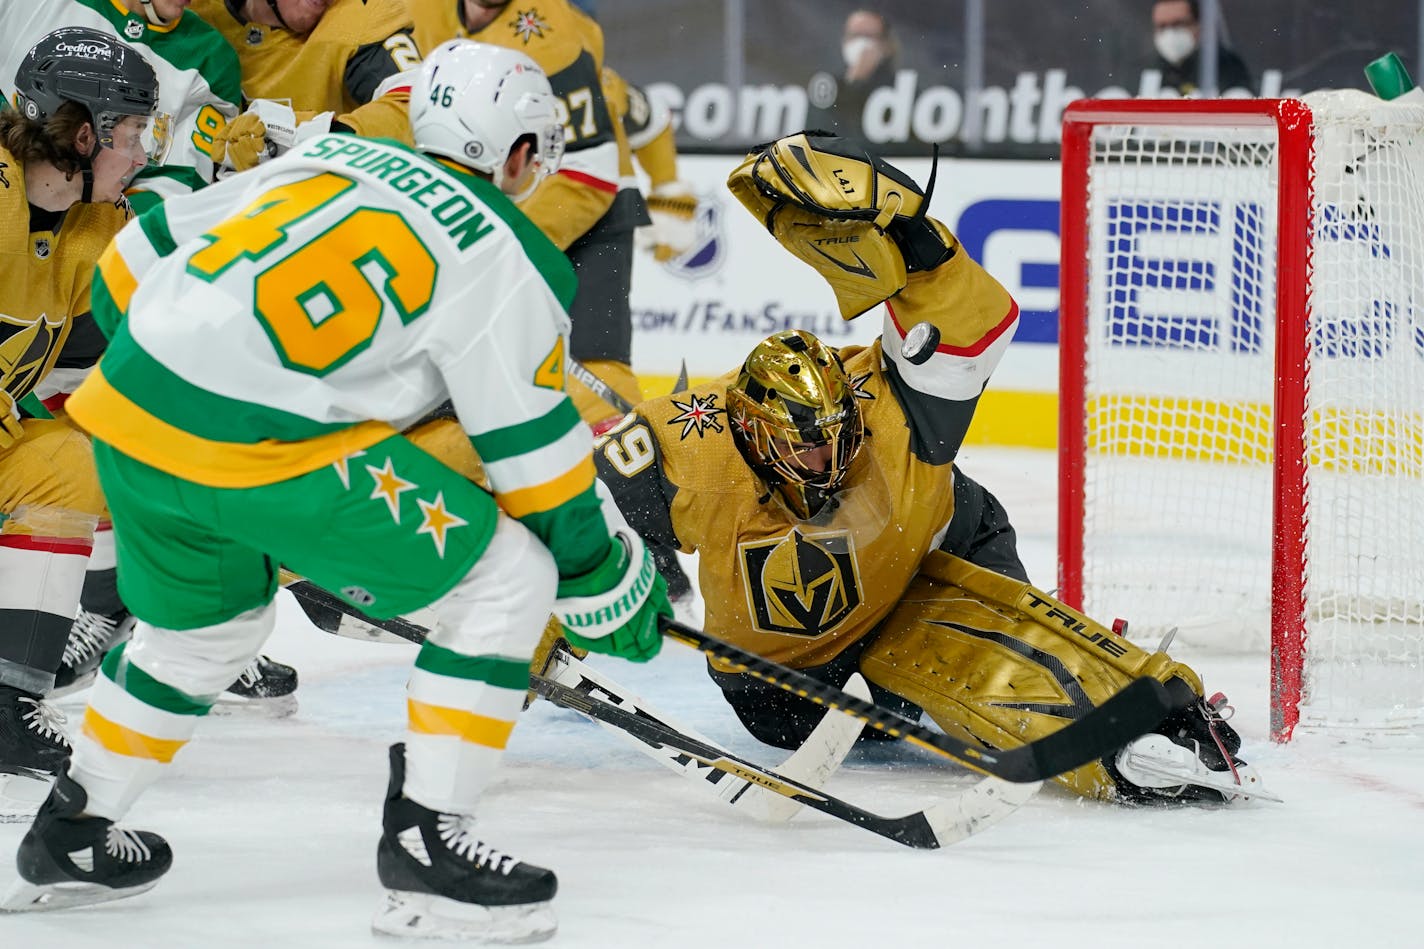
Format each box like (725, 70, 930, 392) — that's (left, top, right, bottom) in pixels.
(81, 707, 188, 762)
(492, 455, 595, 518)
(68, 368, 398, 488)
(97, 241, 139, 313)
(406, 699, 515, 749)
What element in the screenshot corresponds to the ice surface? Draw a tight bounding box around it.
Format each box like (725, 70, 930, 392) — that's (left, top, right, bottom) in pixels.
(3, 447, 1420, 948)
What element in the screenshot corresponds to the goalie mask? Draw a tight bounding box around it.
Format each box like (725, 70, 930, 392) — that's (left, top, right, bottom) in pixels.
(410, 40, 564, 200)
(727, 331, 864, 519)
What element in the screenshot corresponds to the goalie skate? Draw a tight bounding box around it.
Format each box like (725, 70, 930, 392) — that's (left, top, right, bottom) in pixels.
(1115, 734, 1280, 804)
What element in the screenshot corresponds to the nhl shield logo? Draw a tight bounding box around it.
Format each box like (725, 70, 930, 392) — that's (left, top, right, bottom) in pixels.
(33, 237, 50, 260)
(124, 18, 145, 39)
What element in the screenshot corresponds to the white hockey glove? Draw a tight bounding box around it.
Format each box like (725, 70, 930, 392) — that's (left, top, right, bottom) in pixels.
(213, 100, 334, 174)
(636, 181, 700, 262)
(554, 527, 672, 662)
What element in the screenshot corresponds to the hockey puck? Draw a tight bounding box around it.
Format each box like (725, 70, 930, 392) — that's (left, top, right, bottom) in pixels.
(901, 321, 940, 365)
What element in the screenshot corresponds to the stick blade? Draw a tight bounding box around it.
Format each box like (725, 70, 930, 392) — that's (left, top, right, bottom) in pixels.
(992, 677, 1176, 783)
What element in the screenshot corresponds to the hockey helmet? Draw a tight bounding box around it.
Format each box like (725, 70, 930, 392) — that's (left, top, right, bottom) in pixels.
(410, 40, 564, 197)
(13, 27, 169, 165)
(727, 330, 864, 519)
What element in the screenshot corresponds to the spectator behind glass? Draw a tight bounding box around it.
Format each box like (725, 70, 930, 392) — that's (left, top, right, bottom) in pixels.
(1151, 0, 1252, 94)
(805, 9, 898, 146)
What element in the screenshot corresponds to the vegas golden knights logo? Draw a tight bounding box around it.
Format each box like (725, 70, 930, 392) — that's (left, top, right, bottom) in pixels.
(0, 310, 66, 399)
(740, 529, 862, 638)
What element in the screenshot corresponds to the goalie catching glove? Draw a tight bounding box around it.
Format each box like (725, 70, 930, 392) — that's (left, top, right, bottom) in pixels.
(726, 131, 955, 319)
(554, 526, 672, 662)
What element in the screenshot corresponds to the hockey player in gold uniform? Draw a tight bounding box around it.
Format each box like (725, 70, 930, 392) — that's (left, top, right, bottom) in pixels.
(0, 29, 162, 797)
(593, 132, 1270, 805)
(411, 0, 649, 432)
(197, 0, 422, 166)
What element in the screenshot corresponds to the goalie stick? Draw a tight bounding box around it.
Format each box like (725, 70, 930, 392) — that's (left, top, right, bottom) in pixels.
(282, 579, 1171, 784)
(657, 617, 1175, 784)
(281, 580, 1039, 846)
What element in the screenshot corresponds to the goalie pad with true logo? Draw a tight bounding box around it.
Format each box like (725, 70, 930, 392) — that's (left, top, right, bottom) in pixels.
(860, 552, 1210, 800)
(726, 132, 954, 319)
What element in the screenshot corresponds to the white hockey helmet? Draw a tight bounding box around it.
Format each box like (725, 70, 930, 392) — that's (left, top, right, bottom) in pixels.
(410, 39, 564, 195)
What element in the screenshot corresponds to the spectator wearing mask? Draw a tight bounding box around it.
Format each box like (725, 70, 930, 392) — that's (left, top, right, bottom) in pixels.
(1151, 0, 1252, 94)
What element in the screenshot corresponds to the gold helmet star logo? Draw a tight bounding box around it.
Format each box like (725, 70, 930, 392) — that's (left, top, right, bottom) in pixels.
(416, 492, 467, 558)
(366, 457, 416, 522)
(510, 9, 550, 44)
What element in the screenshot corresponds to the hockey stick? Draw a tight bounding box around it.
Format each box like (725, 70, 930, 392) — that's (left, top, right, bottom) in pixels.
(657, 617, 1174, 784)
(543, 645, 868, 823)
(567, 356, 635, 415)
(280, 580, 1032, 847)
(281, 578, 1171, 784)
(531, 669, 1036, 849)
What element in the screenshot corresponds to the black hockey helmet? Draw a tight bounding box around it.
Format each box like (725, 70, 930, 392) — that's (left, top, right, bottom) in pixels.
(13, 27, 167, 161)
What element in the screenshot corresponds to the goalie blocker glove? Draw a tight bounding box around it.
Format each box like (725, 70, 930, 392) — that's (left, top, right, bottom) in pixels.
(726, 131, 955, 319)
(554, 526, 672, 662)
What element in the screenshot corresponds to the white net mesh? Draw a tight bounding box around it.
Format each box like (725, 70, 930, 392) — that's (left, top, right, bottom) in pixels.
(1073, 94, 1424, 735)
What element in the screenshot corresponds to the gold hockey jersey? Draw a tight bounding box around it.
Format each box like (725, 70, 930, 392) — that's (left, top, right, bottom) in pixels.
(0, 147, 130, 409)
(594, 238, 1020, 668)
(412, 0, 624, 249)
(193, 0, 418, 141)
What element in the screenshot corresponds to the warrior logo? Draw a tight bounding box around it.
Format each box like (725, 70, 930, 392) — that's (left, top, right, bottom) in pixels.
(510, 9, 550, 44)
(740, 529, 862, 638)
(33, 237, 50, 260)
(666, 392, 723, 439)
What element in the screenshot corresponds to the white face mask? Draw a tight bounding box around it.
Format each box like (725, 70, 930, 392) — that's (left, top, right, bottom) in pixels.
(842, 36, 877, 70)
(1154, 26, 1197, 66)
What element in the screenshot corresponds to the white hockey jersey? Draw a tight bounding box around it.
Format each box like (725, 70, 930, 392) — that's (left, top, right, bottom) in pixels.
(68, 134, 604, 574)
(0, 0, 241, 211)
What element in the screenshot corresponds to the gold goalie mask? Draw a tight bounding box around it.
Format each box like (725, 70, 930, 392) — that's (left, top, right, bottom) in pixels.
(727, 330, 864, 519)
(726, 131, 954, 319)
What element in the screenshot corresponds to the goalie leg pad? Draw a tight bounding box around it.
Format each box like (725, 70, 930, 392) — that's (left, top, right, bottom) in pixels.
(859, 553, 1215, 801)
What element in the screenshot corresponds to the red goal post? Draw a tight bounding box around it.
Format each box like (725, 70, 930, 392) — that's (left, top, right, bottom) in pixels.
(1058, 97, 1424, 742)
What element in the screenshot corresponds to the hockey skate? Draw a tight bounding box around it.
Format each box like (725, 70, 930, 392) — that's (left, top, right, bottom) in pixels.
(0, 766, 171, 912)
(1112, 693, 1280, 804)
(0, 685, 71, 816)
(373, 743, 558, 943)
(210, 655, 298, 717)
(51, 608, 136, 698)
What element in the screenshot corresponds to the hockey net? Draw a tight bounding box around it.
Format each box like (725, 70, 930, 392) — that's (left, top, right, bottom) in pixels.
(1059, 95, 1424, 740)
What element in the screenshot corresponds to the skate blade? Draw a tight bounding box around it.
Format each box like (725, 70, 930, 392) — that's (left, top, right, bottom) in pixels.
(0, 772, 53, 822)
(208, 694, 298, 719)
(372, 889, 556, 943)
(0, 876, 159, 913)
(47, 671, 98, 700)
